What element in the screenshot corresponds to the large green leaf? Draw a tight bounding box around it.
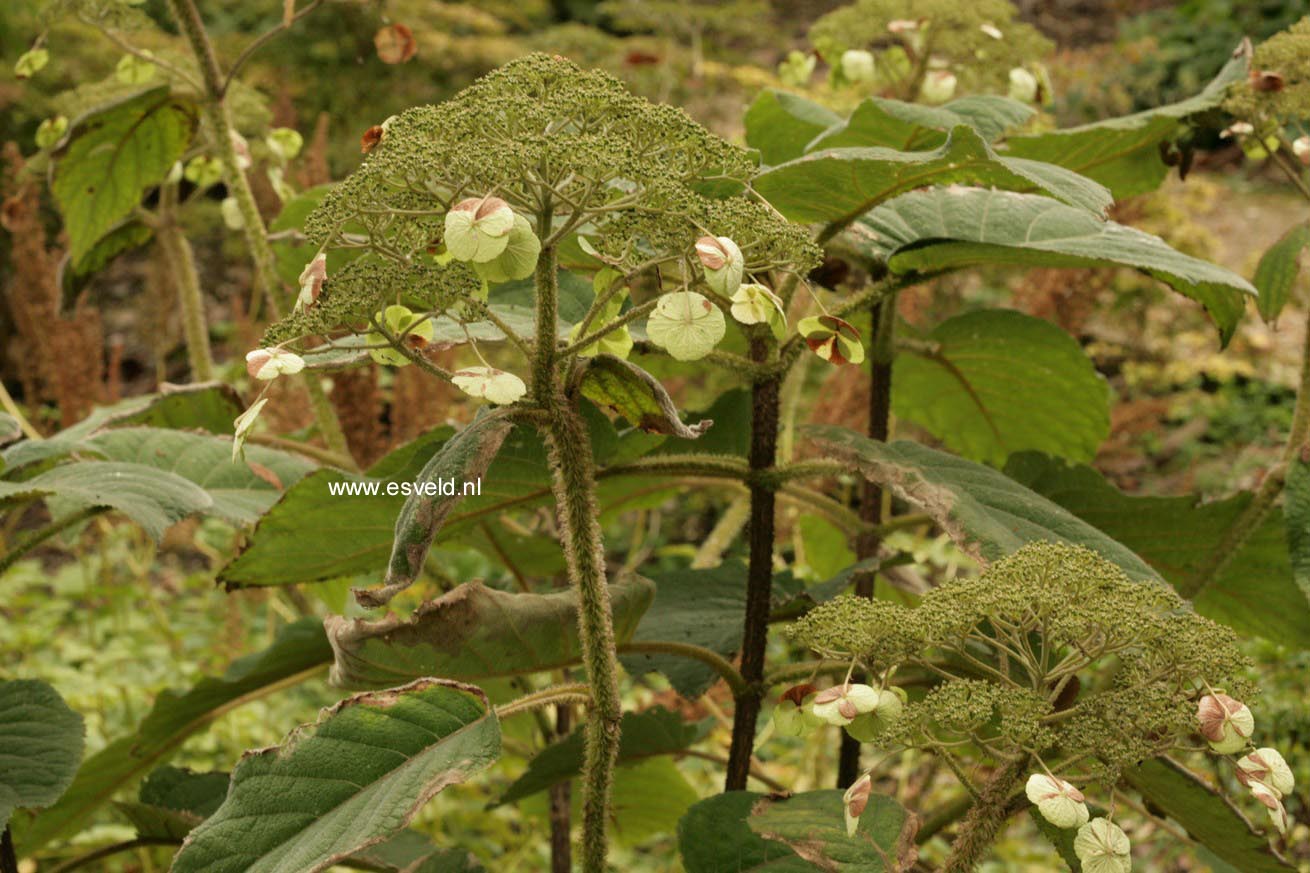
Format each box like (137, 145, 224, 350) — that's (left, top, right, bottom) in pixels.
(349, 829, 484, 872)
(2, 384, 244, 471)
(851, 187, 1255, 344)
(326, 576, 655, 689)
(744, 89, 842, 166)
(1125, 758, 1293, 872)
(496, 706, 710, 807)
(0, 461, 212, 540)
(678, 790, 915, 872)
(1254, 224, 1310, 324)
(1006, 452, 1310, 649)
(619, 563, 748, 698)
(893, 309, 1110, 465)
(171, 679, 500, 873)
(1285, 453, 1310, 610)
(809, 94, 1034, 151)
(52, 86, 197, 260)
(363, 411, 515, 608)
(16, 619, 331, 854)
(0, 680, 84, 830)
(754, 125, 1112, 226)
(804, 426, 1158, 580)
(580, 355, 714, 439)
(115, 767, 230, 841)
(1003, 43, 1250, 197)
(78, 428, 315, 524)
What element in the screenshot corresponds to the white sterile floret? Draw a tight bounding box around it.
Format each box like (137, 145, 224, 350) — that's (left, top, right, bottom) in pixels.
(1009, 67, 1039, 103)
(1025, 773, 1090, 829)
(245, 348, 305, 381)
(1073, 818, 1132, 873)
(1249, 781, 1290, 834)
(1197, 693, 1254, 754)
(843, 775, 873, 837)
(445, 196, 517, 263)
(730, 283, 785, 326)
(1237, 748, 1295, 797)
(452, 367, 527, 405)
(645, 291, 726, 361)
(694, 236, 744, 296)
(296, 253, 327, 311)
(231, 398, 268, 461)
(809, 683, 881, 726)
(840, 49, 876, 84)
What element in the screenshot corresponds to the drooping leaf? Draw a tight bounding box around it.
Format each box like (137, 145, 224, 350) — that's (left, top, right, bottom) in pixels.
(893, 309, 1110, 465)
(52, 86, 197, 260)
(62, 219, 154, 309)
(679, 792, 805, 872)
(359, 411, 514, 608)
(171, 679, 500, 873)
(349, 829, 485, 872)
(0, 461, 212, 540)
(849, 187, 1255, 344)
(16, 620, 331, 854)
(754, 125, 1112, 226)
(744, 89, 842, 166)
(326, 577, 655, 689)
(803, 426, 1158, 580)
(580, 355, 713, 439)
(1003, 42, 1250, 197)
(495, 706, 710, 807)
(0, 680, 84, 830)
(1006, 451, 1310, 649)
(2, 384, 244, 470)
(748, 790, 918, 871)
(1254, 224, 1310, 324)
(619, 563, 748, 698)
(1124, 758, 1293, 872)
(809, 94, 1034, 151)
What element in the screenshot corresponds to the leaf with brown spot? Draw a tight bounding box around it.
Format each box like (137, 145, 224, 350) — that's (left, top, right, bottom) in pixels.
(579, 355, 713, 439)
(327, 576, 655, 688)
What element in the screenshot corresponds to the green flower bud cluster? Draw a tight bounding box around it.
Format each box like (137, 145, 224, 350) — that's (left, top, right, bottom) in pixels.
(1224, 18, 1310, 132)
(808, 0, 1052, 96)
(790, 542, 1253, 785)
(272, 53, 818, 354)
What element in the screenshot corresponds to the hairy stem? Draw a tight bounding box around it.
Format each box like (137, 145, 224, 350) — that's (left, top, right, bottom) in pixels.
(726, 334, 780, 790)
(536, 245, 622, 873)
(839, 293, 896, 787)
(156, 183, 215, 382)
(166, 0, 350, 461)
(549, 704, 573, 873)
(940, 755, 1028, 873)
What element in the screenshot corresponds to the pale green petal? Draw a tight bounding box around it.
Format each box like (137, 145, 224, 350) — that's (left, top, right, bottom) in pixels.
(646, 291, 725, 361)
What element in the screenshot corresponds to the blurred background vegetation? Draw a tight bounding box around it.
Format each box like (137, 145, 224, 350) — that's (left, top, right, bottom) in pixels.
(4, 0, 1310, 870)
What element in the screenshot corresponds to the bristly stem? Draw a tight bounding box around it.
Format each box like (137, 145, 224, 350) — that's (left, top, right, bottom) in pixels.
(941, 755, 1028, 872)
(166, 0, 351, 463)
(838, 291, 896, 787)
(725, 333, 780, 790)
(536, 244, 622, 873)
(156, 182, 215, 382)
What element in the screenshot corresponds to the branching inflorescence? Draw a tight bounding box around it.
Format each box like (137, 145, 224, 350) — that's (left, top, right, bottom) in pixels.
(783, 543, 1289, 871)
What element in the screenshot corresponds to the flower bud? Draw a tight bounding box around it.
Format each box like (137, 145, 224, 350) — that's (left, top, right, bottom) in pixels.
(1197, 693, 1254, 754)
(296, 254, 327, 311)
(267, 128, 304, 162)
(185, 156, 224, 189)
(843, 774, 873, 837)
(445, 196, 516, 263)
(1073, 818, 1131, 871)
(1025, 773, 1090, 829)
(919, 70, 957, 104)
(840, 50, 876, 85)
(1009, 67, 1039, 103)
(694, 236, 743, 296)
(452, 367, 527, 405)
(1236, 748, 1294, 797)
(368, 305, 435, 366)
(980, 23, 1004, 40)
(246, 348, 305, 381)
(34, 116, 68, 151)
(221, 197, 244, 230)
(810, 683, 881, 726)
